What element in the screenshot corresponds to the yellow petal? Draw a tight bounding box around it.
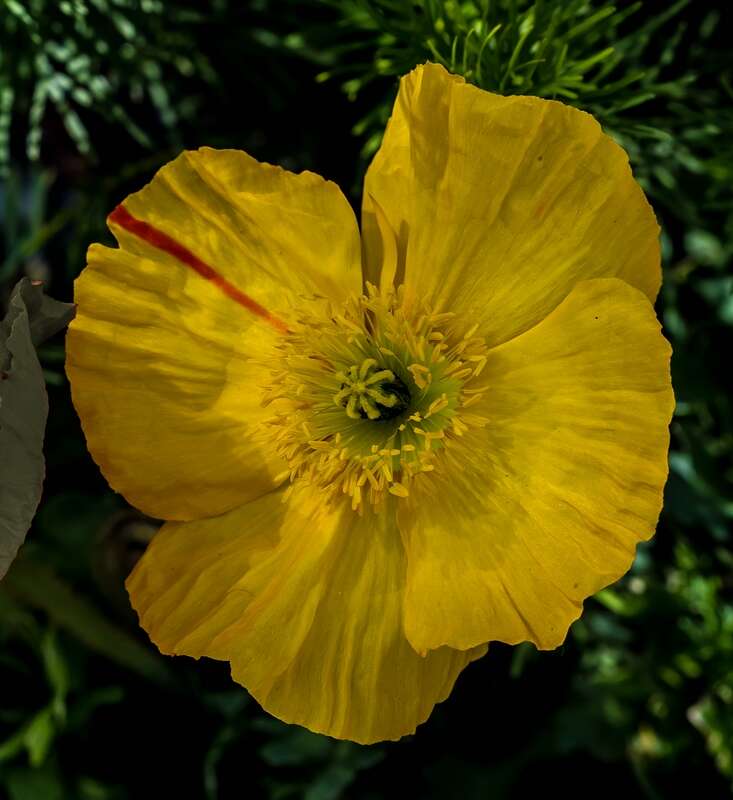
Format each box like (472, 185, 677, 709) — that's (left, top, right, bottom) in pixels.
(67, 244, 282, 520)
(127, 486, 486, 744)
(67, 148, 362, 520)
(364, 63, 660, 346)
(398, 278, 674, 653)
(361, 192, 401, 294)
(122, 148, 362, 310)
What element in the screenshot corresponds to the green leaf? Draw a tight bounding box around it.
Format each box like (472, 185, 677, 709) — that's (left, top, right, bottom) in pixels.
(3, 559, 176, 687)
(304, 764, 356, 800)
(23, 706, 56, 767)
(5, 765, 65, 800)
(0, 279, 75, 580)
(0, 707, 55, 767)
(41, 629, 70, 723)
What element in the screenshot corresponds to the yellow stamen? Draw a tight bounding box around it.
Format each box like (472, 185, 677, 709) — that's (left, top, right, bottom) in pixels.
(259, 286, 490, 511)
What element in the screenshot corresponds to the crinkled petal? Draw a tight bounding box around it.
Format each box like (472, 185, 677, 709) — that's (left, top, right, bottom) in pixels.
(67, 148, 362, 520)
(127, 486, 486, 744)
(363, 63, 660, 346)
(398, 279, 674, 653)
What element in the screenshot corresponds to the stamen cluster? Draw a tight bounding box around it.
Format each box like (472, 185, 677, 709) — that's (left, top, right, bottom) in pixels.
(333, 359, 406, 421)
(259, 285, 489, 511)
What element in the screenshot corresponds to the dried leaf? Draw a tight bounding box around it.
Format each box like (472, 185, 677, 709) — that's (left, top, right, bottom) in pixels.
(0, 279, 75, 580)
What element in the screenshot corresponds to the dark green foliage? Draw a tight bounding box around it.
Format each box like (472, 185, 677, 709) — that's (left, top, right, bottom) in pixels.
(296, 0, 698, 129)
(0, 0, 219, 174)
(0, 1, 732, 798)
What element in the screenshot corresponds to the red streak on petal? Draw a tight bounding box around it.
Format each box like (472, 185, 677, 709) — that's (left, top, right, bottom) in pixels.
(108, 204, 289, 334)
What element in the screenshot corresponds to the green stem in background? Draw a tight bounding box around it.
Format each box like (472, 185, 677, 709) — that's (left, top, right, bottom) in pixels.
(2, 558, 174, 687)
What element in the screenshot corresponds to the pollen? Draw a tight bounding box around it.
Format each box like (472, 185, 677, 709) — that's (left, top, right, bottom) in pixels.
(259, 284, 489, 512)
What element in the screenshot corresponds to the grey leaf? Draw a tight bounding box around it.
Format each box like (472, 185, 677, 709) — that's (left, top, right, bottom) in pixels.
(0, 279, 75, 580)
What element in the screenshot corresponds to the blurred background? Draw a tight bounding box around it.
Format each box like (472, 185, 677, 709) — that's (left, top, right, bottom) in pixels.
(1, 1, 732, 798)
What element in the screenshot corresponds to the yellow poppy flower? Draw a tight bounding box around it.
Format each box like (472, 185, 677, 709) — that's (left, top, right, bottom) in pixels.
(65, 63, 674, 744)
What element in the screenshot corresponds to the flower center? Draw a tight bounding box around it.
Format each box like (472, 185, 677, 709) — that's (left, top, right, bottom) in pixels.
(334, 360, 411, 421)
(259, 284, 489, 512)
